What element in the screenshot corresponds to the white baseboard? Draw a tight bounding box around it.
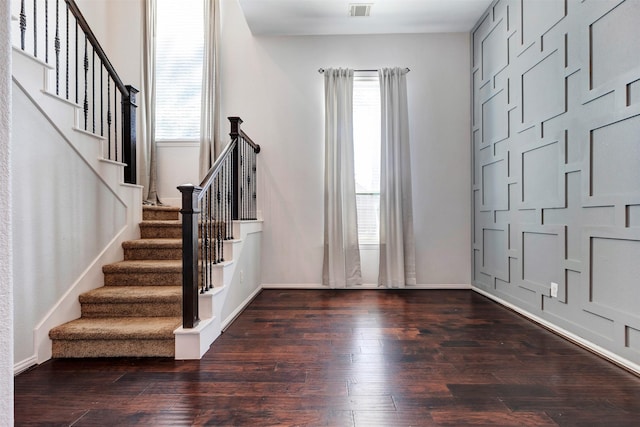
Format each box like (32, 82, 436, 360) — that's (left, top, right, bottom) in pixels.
(472, 286, 640, 376)
(221, 286, 263, 331)
(14, 355, 37, 375)
(260, 283, 471, 290)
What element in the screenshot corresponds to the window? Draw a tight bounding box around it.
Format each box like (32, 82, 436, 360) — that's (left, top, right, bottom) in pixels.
(353, 73, 381, 245)
(155, 0, 204, 140)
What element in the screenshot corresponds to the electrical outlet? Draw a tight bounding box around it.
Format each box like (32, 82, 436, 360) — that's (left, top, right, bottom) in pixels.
(550, 282, 558, 298)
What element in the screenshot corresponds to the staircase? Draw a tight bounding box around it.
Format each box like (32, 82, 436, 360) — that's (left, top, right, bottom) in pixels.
(49, 206, 184, 358)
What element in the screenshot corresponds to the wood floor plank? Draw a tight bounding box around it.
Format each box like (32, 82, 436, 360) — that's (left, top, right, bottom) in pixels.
(14, 289, 640, 426)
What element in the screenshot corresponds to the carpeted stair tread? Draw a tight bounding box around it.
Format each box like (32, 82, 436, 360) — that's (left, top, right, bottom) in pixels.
(49, 317, 181, 340)
(80, 286, 181, 303)
(140, 220, 182, 227)
(103, 259, 182, 273)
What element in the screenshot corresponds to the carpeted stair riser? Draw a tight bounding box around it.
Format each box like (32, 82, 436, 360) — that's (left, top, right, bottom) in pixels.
(140, 221, 183, 239)
(52, 339, 176, 358)
(123, 242, 182, 260)
(102, 260, 182, 286)
(140, 221, 226, 239)
(50, 316, 181, 358)
(79, 285, 182, 317)
(142, 206, 180, 221)
(81, 302, 181, 318)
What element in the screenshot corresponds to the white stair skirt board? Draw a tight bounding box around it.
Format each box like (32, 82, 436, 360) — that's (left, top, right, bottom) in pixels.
(472, 286, 640, 377)
(174, 317, 219, 360)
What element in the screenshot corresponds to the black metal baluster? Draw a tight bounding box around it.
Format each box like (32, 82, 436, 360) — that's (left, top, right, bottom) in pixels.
(201, 194, 207, 293)
(100, 65, 104, 137)
(92, 48, 96, 133)
(252, 149, 257, 219)
(217, 173, 222, 262)
(107, 77, 112, 158)
(75, 20, 78, 104)
(54, 0, 60, 95)
(65, 2, 69, 99)
(45, 0, 48, 63)
(20, 0, 26, 51)
(238, 137, 244, 220)
(83, 35, 88, 130)
(207, 187, 213, 288)
(33, 0, 37, 57)
(243, 140, 248, 219)
(228, 156, 233, 239)
(114, 90, 118, 161)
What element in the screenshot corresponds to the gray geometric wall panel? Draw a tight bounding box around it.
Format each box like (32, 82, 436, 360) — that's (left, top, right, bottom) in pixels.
(472, 0, 640, 366)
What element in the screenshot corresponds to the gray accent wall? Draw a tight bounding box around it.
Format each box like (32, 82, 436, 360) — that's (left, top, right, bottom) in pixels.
(472, 0, 640, 367)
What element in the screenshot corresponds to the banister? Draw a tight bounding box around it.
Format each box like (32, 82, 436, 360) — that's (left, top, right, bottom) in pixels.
(17, 0, 138, 184)
(65, 0, 129, 96)
(178, 117, 261, 329)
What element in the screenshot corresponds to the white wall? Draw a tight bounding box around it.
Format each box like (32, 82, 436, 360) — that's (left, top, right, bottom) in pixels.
(76, 0, 199, 205)
(0, 1, 14, 423)
(220, 0, 471, 286)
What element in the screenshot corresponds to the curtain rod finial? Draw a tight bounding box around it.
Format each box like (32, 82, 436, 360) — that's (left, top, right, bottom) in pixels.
(318, 68, 325, 73)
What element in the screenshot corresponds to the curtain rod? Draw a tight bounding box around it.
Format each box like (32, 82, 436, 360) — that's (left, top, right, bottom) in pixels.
(318, 68, 410, 74)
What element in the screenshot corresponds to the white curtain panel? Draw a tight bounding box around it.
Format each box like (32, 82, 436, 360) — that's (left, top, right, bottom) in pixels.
(140, 0, 160, 204)
(199, 0, 221, 180)
(378, 67, 416, 288)
(322, 68, 362, 288)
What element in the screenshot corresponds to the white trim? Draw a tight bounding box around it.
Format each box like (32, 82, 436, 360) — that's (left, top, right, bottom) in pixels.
(14, 356, 37, 376)
(472, 286, 640, 376)
(221, 286, 263, 331)
(174, 317, 219, 360)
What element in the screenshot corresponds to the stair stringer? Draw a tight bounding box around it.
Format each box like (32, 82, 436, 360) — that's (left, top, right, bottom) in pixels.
(174, 220, 263, 360)
(11, 47, 143, 371)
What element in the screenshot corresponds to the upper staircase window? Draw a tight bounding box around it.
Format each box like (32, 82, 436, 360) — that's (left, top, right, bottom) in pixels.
(155, 0, 204, 140)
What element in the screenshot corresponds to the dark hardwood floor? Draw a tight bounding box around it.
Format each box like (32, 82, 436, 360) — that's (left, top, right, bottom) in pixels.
(14, 289, 640, 426)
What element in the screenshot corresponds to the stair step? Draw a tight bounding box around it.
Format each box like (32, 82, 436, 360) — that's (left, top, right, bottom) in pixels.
(80, 286, 181, 317)
(103, 260, 182, 286)
(139, 220, 182, 239)
(123, 238, 182, 260)
(140, 220, 227, 239)
(143, 205, 181, 221)
(50, 317, 181, 358)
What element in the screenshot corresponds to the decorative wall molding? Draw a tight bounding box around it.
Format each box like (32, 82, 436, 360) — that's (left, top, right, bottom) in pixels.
(472, 0, 640, 366)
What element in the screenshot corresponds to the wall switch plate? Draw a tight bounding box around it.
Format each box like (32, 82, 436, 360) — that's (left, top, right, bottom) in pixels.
(550, 282, 558, 298)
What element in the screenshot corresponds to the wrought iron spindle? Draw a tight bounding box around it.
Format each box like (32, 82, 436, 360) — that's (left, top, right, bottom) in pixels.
(252, 149, 257, 219)
(54, 0, 60, 95)
(20, 0, 26, 51)
(100, 65, 103, 137)
(45, 0, 48, 63)
(75, 20, 78, 104)
(107, 77, 111, 157)
(208, 188, 213, 290)
(33, 0, 37, 57)
(216, 172, 222, 262)
(65, 2, 69, 99)
(114, 89, 118, 161)
(83, 35, 88, 130)
(92, 48, 96, 133)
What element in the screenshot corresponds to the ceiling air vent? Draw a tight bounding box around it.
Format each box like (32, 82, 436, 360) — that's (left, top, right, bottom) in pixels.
(349, 3, 372, 17)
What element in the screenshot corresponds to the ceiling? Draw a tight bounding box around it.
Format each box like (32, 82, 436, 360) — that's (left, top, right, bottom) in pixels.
(237, 0, 493, 36)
